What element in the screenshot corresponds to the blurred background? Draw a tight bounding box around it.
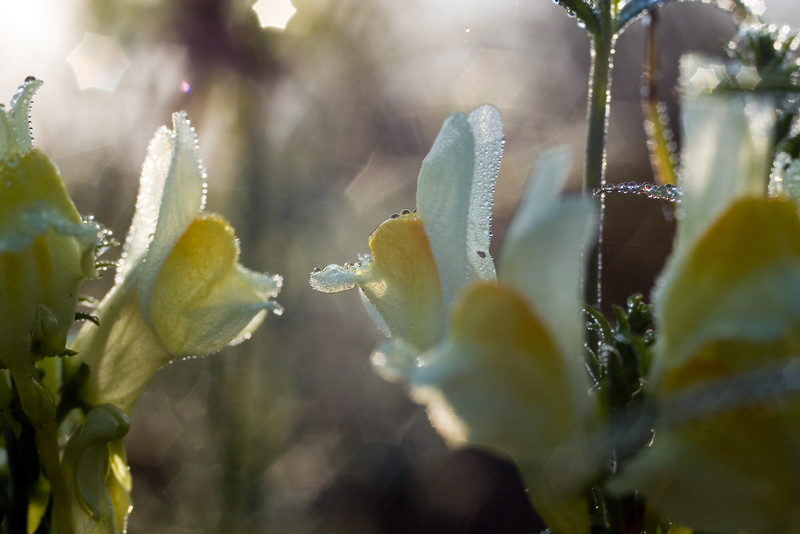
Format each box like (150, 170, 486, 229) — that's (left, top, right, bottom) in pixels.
(2, 0, 798, 532)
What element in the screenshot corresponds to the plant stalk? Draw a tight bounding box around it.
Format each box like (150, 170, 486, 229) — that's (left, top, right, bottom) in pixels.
(583, 3, 615, 330)
(9, 361, 72, 534)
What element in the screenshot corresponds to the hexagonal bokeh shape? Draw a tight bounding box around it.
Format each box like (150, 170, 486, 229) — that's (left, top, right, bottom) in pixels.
(253, 0, 297, 30)
(67, 33, 130, 91)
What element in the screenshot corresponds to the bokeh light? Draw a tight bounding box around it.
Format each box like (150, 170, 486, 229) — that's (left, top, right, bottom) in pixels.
(253, 0, 296, 29)
(67, 33, 130, 91)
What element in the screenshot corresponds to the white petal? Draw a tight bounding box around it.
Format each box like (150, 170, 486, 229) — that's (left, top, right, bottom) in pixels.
(498, 150, 598, 402)
(416, 113, 474, 315)
(677, 55, 775, 248)
(416, 106, 503, 315)
(117, 126, 172, 282)
(466, 105, 503, 281)
(137, 112, 207, 326)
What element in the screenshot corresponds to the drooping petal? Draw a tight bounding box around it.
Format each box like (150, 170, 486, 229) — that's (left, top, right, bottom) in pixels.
(148, 213, 282, 357)
(413, 282, 598, 534)
(137, 112, 207, 327)
(310, 211, 444, 351)
(499, 150, 597, 401)
(62, 404, 132, 534)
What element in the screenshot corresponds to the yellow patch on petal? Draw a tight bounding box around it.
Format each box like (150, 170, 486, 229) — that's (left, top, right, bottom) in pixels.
(361, 212, 443, 351)
(443, 282, 572, 452)
(614, 404, 800, 534)
(149, 214, 240, 355)
(0, 150, 96, 363)
(0, 150, 83, 235)
(419, 282, 593, 534)
(656, 197, 800, 389)
(616, 197, 800, 533)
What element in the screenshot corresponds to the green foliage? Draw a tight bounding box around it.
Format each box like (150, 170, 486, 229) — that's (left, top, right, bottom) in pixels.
(585, 294, 655, 420)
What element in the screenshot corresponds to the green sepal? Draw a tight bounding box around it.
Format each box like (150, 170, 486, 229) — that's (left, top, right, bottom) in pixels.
(63, 404, 131, 533)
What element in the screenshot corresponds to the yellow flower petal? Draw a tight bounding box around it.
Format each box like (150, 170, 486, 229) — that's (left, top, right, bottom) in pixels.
(414, 281, 598, 534)
(0, 82, 99, 365)
(612, 405, 800, 534)
(612, 197, 800, 533)
(149, 213, 281, 357)
(654, 197, 800, 386)
(350, 211, 444, 352)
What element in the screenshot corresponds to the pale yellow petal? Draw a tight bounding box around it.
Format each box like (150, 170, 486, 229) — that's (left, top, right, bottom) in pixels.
(415, 282, 601, 529)
(149, 213, 280, 357)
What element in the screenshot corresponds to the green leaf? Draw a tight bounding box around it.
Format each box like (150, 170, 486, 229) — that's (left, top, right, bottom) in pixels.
(554, 0, 600, 35)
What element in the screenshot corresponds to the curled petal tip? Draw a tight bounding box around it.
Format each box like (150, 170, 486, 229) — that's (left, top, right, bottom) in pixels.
(0, 77, 44, 158)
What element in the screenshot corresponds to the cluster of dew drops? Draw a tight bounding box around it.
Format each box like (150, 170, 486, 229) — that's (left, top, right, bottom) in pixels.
(593, 181, 681, 202)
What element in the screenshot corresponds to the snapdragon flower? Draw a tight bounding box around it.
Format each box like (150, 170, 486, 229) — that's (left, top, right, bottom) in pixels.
(0, 78, 100, 371)
(62, 112, 282, 533)
(0, 78, 102, 534)
(310, 105, 503, 367)
(70, 112, 283, 415)
(311, 108, 602, 533)
(610, 56, 800, 534)
(412, 150, 600, 534)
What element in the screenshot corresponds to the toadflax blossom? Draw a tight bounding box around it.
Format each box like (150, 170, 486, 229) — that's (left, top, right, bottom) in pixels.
(611, 56, 800, 534)
(63, 112, 282, 533)
(0, 77, 100, 372)
(310, 107, 602, 533)
(310, 105, 503, 374)
(69, 112, 283, 415)
(0, 77, 103, 534)
(411, 151, 601, 534)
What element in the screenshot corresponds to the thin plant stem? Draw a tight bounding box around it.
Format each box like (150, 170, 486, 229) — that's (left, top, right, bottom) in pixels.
(583, 0, 615, 332)
(7, 361, 72, 534)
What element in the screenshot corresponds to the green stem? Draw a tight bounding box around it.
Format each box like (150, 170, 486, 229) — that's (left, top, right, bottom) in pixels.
(9, 363, 72, 534)
(583, 3, 615, 327)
